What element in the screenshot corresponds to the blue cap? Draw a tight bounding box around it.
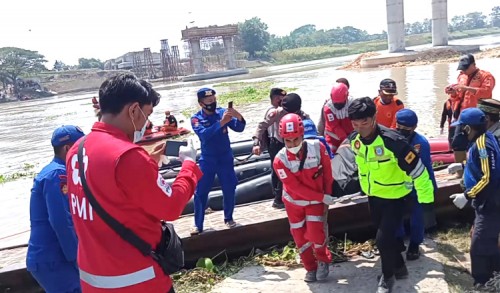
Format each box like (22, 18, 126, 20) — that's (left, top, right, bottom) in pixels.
(396, 109, 418, 127)
(197, 88, 216, 99)
(51, 125, 85, 147)
(303, 119, 318, 139)
(451, 108, 485, 127)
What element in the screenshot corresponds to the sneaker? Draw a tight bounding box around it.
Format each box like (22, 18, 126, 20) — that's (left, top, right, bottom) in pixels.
(190, 226, 201, 236)
(304, 270, 317, 282)
(272, 201, 285, 209)
(316, 261, 330, 281)
(377, 275, 395, 293)
(406, 245, 420, 261)
(225, 220, 237, 228)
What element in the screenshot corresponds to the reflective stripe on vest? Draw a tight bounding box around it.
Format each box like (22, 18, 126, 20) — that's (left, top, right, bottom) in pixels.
(276, 140, 322, 173)
(298, 242, 312, 254)
(289, 219, 305, 229)
(351, 134, 412, 199)
(79, 266, 155, 289)
(325, 99, 350, 120)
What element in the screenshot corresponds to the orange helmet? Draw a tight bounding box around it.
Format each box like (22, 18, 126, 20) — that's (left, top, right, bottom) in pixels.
(279, 113, 304, 139)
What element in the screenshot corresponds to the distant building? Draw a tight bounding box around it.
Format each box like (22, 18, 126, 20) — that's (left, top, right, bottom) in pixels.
(103, 51, 162, 70)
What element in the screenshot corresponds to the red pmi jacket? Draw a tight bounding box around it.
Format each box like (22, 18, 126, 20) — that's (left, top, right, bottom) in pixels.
(66, 122, 202, 292)
(273, 140, 333, 205)
(323, 97, 354, 154)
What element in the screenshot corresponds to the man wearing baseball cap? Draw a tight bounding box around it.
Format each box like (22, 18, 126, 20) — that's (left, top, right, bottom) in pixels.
(395, 109, 437, 261)
(374, 78, 405, 129)
(26, 125, 85, 293)
(447, 107, 500, 289)
(478, 98, 500, 142)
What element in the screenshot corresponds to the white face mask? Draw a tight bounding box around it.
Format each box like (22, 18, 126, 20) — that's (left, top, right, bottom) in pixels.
(131, 108, 148, 143)
(287, 144, 302, 154)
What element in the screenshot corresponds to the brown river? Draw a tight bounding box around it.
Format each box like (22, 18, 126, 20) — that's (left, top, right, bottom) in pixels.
(1, 35, 500, 248)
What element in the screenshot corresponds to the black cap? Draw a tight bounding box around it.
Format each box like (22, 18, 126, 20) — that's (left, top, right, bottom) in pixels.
(457, 54, 475, 71)
(281, 93, 302, 113)
(348, 97, 377, 120)
(270, 88, 287, 99)
(478, 99, 500, 115)
(379, 78, 398, 95)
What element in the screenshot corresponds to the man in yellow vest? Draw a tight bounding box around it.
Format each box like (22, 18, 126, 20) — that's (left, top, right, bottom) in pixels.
(347, 97, 434, 293)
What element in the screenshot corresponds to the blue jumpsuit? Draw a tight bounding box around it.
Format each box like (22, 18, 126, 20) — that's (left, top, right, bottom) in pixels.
(26, 157, 80, 293)
(191, 108, 246, 232)
(463, 132, 500, 285)
(397, 132, 437, 247)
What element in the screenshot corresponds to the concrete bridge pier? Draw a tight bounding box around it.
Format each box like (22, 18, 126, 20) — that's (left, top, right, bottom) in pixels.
(386, 0, 406, 53)
(432, 0, 448, 46)
(189, 39, 205, 74)
(223, 36, 236, 70)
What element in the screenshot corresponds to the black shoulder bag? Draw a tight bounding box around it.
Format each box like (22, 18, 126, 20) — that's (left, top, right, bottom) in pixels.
(77, 137, 184, 275)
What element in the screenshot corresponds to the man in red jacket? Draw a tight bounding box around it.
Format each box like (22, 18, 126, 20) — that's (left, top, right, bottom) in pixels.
(273, 113, 334, 282)
(66, 74, 202, 293)
(323, 82, 354, 154)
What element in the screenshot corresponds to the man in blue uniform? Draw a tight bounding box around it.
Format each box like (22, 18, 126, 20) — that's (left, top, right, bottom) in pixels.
(395, 109, 437, 261)
(191, 88, 246, 235)
(448, 108, 500, 289)
(26, 125, 85, 293)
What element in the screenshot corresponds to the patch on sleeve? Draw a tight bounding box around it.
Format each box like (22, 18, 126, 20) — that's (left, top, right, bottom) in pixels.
(60, 184, 68, 195)
(277, 169, 287, 179)
(191, 118, 199, 128)
(479, 148, 488, 159)
(413, 144, 421, 153)
(157, 173, 172, 197)
(327, 113, 334, 121)
(404, 151, 416, 164)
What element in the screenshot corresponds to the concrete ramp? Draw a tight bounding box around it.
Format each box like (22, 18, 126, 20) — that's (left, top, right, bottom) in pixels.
(211, 239, 449, 293)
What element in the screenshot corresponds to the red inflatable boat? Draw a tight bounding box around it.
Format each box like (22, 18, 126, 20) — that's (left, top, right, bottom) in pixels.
(137, 127, 191, 145)
(428, 137, 454, 167)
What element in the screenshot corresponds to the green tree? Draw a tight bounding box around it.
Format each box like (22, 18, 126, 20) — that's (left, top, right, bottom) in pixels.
(0, 47, 47, 93)
(78, 57, 104, 69)
(491, 6, 500, 27)
(239, 17, 270, 58)
(463, 12, 487, 29)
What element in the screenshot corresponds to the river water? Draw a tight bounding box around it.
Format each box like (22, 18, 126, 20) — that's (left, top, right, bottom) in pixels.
(1, 36, 500, 245)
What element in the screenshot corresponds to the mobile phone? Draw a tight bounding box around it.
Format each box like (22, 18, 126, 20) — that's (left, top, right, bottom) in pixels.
(228, 101, 233, 108)
(164, 140, 188, 157)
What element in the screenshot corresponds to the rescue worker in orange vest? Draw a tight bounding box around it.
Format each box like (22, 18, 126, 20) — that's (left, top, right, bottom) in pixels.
(322, 82, 354, 154)
(373, 79, 404, 129)
(66, 74, 202, 293)
(273, 113, 334, 282)
(447, 53, 496, 176)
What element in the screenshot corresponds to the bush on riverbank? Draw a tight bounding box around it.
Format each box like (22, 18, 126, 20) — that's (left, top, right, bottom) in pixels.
(271, 27, 500, 64)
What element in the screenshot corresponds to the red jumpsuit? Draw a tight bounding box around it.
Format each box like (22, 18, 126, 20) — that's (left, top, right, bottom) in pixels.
(273, 140, 333, 271)
(66, 122, 202, 292)
(323, 97, 354, 154)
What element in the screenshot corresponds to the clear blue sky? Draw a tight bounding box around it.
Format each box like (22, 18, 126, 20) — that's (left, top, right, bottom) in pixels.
(0, 0, 495, 66)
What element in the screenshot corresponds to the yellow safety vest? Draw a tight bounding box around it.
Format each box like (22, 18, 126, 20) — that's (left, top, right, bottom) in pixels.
(351, 134, 414, 199)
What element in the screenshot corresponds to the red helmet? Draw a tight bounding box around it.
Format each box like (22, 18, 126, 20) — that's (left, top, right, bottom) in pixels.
(279, 113, 304, 139)
(330, 83, 349, 103)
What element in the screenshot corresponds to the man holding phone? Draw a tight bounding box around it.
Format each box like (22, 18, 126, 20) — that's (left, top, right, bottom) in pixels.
(190, 87, 246, 235)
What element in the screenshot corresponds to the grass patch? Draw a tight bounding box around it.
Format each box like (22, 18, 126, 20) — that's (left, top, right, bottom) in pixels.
(271, 27, 500, 64)
(180, 81, 298, 118)
(0, 163, 37, 184)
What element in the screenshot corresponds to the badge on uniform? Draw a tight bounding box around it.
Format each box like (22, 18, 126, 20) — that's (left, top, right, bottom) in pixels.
(59, 174, 68, 195)
(405, 151, 416, 164)
(191, 118, 199, 128)
(374, 146, 384, 156)
(354, 140, 361, 149)
(327, 113, 334, 122)
(479, 148, 488, 159)
(286, 122, 294, 132)
(414, 144, 421, 153)
(277, 169, 287, 179)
